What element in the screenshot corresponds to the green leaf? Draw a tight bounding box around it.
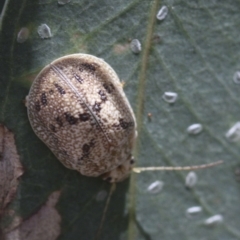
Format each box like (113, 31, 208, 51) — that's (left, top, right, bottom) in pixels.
(1, 0, 240, 239)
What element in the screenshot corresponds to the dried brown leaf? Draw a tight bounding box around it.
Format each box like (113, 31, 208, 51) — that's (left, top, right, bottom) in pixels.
(4, 191, 61, 240)
(0, 124, 24, 214)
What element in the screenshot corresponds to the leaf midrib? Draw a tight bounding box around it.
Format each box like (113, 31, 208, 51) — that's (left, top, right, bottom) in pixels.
(128, 0, 160, 239)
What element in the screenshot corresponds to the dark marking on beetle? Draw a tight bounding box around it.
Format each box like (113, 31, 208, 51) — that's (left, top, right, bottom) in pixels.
(92, 102, 101, 112)
(59, 149, 68, 156)
(35, 100, 41, 112)
(112, 122, 120, 130)
(103, 83, 115, 94)
(49, 124, 56, 132)
(130, 158, 135, 164)
(54, 83, 66, 95)
(65, 112, 78, 125)
(105, 177, 112, 182)
(98, 90, 107, 102)
(57, 65, 64, 70)
(79, 113, 90, 121)
(102, 118, 108, 123)
(41, 92, 47, 106)
(55, 116, 63, 127)
(112, 118, 134, 130)
(49, 89, 54, 95)
(79, 62, 99, 73)
(79, 139, 95, 160)
(52, 135, 58, 144)
(74, 73, 84, 84)
(119, 118, 133, 129)
(82, 143, 90, 153)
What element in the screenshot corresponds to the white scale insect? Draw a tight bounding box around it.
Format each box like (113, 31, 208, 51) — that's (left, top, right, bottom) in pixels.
(26, 54, 223, 183)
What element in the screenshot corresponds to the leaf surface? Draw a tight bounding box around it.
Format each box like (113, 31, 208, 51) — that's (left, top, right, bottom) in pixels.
(0, 0, 240, 239)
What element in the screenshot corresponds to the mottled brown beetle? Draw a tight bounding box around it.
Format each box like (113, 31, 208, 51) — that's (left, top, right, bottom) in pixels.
(26, 54, 137, 183)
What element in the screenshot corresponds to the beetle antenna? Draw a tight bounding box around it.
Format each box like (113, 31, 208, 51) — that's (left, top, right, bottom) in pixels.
(94, 183, 116, 240)
(133, 160, 223, 173)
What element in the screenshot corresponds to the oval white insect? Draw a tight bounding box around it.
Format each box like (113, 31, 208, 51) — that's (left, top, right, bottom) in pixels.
(96, 190, 108, 202)
(26, 54, 137, 182)
(147, 180, 164, 194)
(225, 122, 240, 142)
(17, 27, 29, 43)
(162, 92, 178, 103)
(187, 123, 203, 135)
(38, 24, 52, 39)
(204, 214, 223, 226)
(186, 206, 202, 216)
(185, 171, 198, 188)
(156, 6, 168, 20)
(233, 71, 240, 84)
(130, 39, 142, 54)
